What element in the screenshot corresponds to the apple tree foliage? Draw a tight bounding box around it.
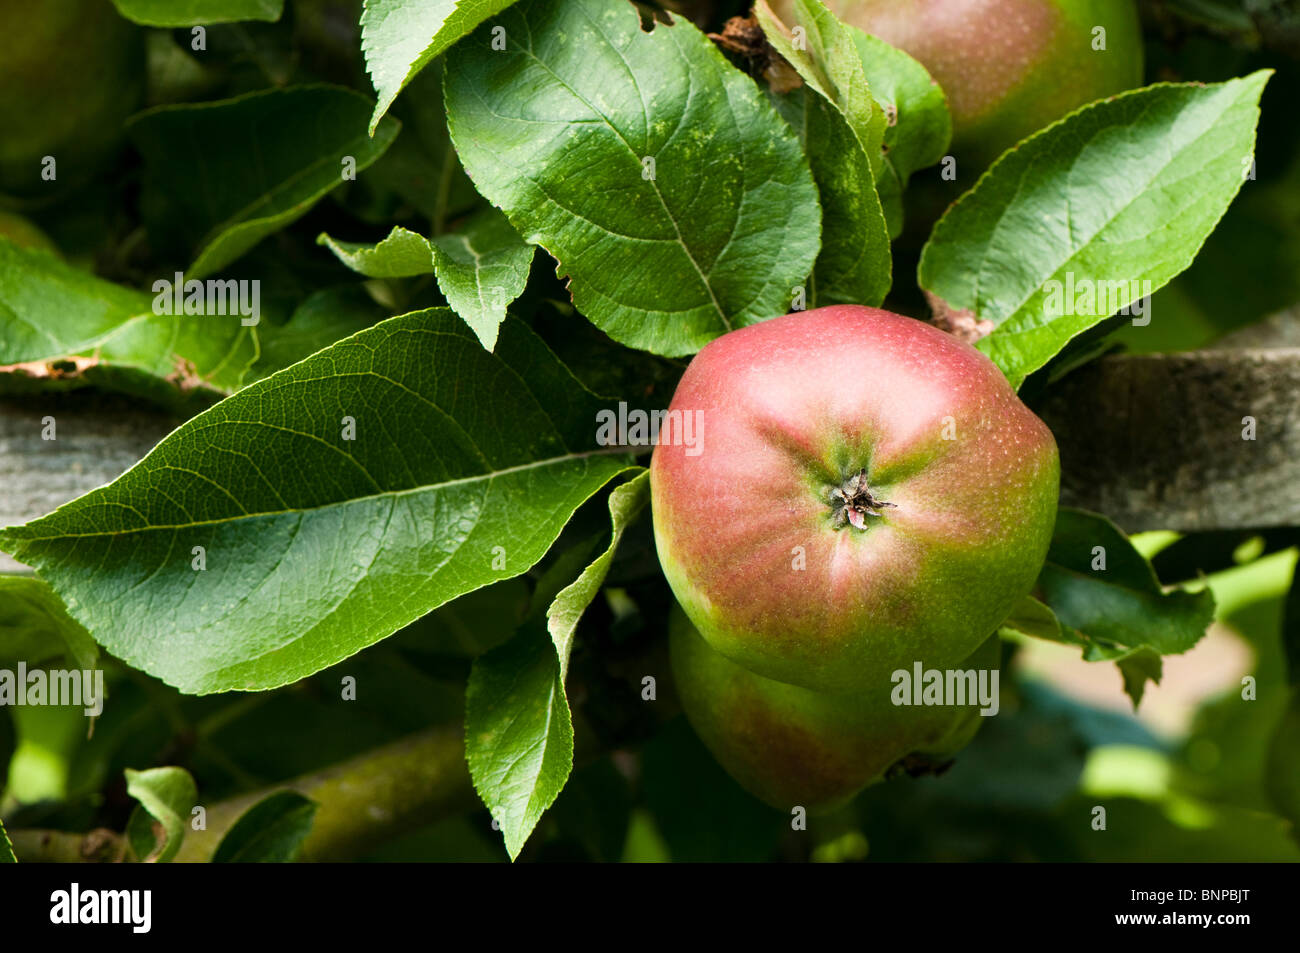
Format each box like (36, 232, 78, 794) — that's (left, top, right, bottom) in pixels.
(0, 0, 1295, 862)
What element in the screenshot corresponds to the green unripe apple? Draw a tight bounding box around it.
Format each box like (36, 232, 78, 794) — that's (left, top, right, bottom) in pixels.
(773, 0, 1144, 169)
(0, 0, 145, 197)
(671, 605, 999, 810)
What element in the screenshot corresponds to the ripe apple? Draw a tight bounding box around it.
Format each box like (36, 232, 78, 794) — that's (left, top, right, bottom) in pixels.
(650, 305, 1059, 696)
(772, 0, 1143, 169)
(0, 0, 145, 197)
(671, 605, 1000, 809)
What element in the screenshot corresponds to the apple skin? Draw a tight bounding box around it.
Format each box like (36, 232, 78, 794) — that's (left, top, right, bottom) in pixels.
(650, 306, 1058, 695)
(773, 0, 1143, 168)
(671, 604, 999, 810)
(0, 0, 145, 197)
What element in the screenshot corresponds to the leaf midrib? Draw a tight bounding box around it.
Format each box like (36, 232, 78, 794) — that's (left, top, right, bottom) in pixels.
(4, 446, 632, 544)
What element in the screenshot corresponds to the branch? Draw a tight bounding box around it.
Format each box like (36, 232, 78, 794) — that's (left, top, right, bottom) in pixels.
(10, 723, 475, 863)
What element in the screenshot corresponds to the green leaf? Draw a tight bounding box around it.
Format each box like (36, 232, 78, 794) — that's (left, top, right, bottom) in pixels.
(212, 791, 318, 863)
(0, 575, 99, 673)
(466, 624, 572, 861)
(362, 0, 523, 136)
(641, 718, 783, 862)
(6, 705, 89, 805)
(550, 757, 632, 862)
(429, 209, 534, 352)
(919, 72, 1271, 388)
(0, 819, 14, 863)
(359, 64, 482, 228)
(1037, 508, 1216, 706)
(319, 226, 437, 278)
(771, 88, 890, 307)
(0, 311, 634, 694)
(997, 594, 1071, 643)
(0, 241, 257, 406)
(129, 86, 400, 279)
(468, 470, 648, 859)
(251, 285, 389, 380)
(757, 0, 886, 171)
(125, 766, 197, 863)
(547, 470, 648, 680)
(1284, 556, 1299, 686)
(850, 30, 952, 238)
(110, 0, 283, 25)
(758, 2, 890, 306)
(1266, 689, 1300, 841)
(444, 0, 821, 357)
(320, 208, 534, 350)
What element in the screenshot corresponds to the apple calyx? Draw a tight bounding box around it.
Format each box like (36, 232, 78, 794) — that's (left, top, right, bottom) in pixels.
(828, 468, 894, 530)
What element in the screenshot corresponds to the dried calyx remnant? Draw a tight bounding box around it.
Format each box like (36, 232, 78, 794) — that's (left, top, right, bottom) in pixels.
(828, 468, 895, 530)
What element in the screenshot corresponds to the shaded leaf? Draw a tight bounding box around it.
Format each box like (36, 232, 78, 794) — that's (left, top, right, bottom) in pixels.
(1266, 689, 1300, 842)
(110, 0, 283, 25)
(212, 790, 318, 862)
(129, 86, 400, 279)
(251, 285, 390, 379)
(429, 209, 534, 351)
(757, 0, 885, 169)
(0, 575, 98, 672)
(758, 1, 890, 306)
(850, 30, 951, 237)
(641, 717, 783, 862)
(1037, 508, 1216, 705)
(770, 88, 889, 307)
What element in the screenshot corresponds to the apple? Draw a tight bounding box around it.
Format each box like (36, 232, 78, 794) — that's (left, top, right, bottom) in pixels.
(772, 0, 1143, 169)
(671, 605, 1000, 809)
(652, 305, 1056, 807)
(0, 0, 145, 197)
(651, 305, 1058, 696)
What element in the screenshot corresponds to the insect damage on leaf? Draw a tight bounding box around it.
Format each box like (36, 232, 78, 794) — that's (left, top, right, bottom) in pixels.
(924, 289, 994, 344)
(0, 355, 100, 379)
(165, 355, 205, 393)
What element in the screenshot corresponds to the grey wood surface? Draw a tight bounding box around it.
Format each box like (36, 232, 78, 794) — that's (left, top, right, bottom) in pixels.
(1039, 347, 1300, 532)
(0, 393, 180, 573)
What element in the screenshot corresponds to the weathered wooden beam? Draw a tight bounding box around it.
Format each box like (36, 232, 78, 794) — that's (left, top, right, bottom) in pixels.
(1038, 347, 1300, 532)
(0, 393, 179, 573)
(0, 343, 1297, 572)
